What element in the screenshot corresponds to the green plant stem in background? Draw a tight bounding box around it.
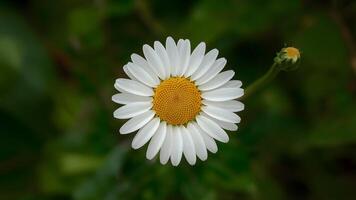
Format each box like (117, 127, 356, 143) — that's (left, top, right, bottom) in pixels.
(242, 63, 280, 100)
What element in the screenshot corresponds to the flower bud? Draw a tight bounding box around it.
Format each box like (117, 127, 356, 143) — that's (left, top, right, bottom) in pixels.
(274, 47, 301, 71)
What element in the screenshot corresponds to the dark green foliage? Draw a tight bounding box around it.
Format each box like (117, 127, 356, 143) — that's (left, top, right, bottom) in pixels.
(0, 0, 355, 199)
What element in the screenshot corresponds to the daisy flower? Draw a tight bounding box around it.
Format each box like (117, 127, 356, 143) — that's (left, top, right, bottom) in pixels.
(112, 37, 244, 166)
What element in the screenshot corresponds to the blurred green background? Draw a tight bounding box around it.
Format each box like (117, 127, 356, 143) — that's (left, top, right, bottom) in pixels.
(1, 0, 356, 199)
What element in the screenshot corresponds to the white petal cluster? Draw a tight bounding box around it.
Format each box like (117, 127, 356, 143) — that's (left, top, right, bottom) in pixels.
(113, 37, 244, 166)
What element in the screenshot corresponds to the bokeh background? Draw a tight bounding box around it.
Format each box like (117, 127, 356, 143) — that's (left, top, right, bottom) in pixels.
(1, 0, 356, 199)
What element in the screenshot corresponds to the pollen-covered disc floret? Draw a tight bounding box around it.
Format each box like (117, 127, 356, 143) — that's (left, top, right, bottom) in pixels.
(153, 77, 201, 125)
(283, 47, 300, 63)
(113, 37, 244, 166)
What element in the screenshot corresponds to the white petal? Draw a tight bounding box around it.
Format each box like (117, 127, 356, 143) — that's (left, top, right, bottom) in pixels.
(114, 102, 152, 119)
(112, 93, 152, 104)
(143, 44, 166, 79)
(180, 126, 196, 165)
(202, 105, 241, 123)
(175, 39, 184, 76)
(154, 41, 170, 79)
(170, 126, 183, 166)
(201, 135, 218, 153)
(202, 87, 244, 101)
(222, 80, 242, 88)
(198, 70, 235, 91)
(127, 62, 160, 87)
(166, 37, 180, 77)
(119, 110, 155, 134)
(214, 120, 238, 131)
(114, 82, 126, 93)
(178, 40, 191, 76)
(187, 123, 207, 161)
(202, 113, 238, 131)
(196, 115, 229, 143)
(192, 122, 218, 153)
(131, 118, 160, 149)
(160, 125, 173, 164)
(146, 121, 167, 160)
(123, 65, 137, 81)
(190, 49, 219, 81)
(177, 39, 184, 50)
(131, 53, 160, 81)
(195, 58, 226, 85)
(131, 53, 147, 67)
(115, 79, 154, 96)
(184, 42, 205, 77)
(202, 100, 244, 112)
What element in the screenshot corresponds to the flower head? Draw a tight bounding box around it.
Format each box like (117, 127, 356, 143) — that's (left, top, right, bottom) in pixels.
(274, 46, 301, 71)
(113, 37, 244, 166)
(283, 47, 300, 63)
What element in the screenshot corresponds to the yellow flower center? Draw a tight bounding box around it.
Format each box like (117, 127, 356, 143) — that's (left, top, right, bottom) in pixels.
(285, 47, 300, 59)
(153, 77, 202, 125)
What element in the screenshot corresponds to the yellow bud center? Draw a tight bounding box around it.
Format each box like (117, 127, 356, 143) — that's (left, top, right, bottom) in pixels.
(285, 47, 300, 59)
(153, 77, 202, 125)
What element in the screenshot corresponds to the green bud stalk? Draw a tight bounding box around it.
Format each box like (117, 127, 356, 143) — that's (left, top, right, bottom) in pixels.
(241, 47, 300, 100)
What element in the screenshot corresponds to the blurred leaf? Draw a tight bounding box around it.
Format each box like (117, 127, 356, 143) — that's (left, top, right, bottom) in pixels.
(0, 8, 57, 199)
(0, 10, 56, 130)
(68, 7, 101, 36)
(0, 36, 22, 69)
(107, 0, 135, 16)
(231, 0, 300, 36)
(67, 7, 104, 49)
(0, 10, 56, 96)
(293, 14, 350, 115)
(196, 143, 257, 197)
(73, 144, 128, 200)
(181, 0, 233, 42)
(60, 153, 105, 175)
(305, 108, 356, 147)
(182, 0, 300, 42)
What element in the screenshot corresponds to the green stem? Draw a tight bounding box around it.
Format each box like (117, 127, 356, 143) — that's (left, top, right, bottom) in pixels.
(241, 63, 281, 100)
